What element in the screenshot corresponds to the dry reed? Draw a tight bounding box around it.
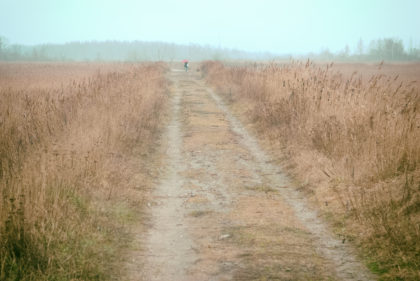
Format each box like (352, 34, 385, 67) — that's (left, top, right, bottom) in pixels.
(0, 62, 168, 280)
(202, 60, 420, 280)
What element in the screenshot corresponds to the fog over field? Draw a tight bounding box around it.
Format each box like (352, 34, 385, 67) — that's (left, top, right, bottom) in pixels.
(1, 0, 420, 61)
(1, 1, 420, 281)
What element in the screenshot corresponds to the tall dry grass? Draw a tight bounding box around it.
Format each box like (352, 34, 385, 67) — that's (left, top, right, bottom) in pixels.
(202, 60, 420, 280)
(0, 62, 168, 280)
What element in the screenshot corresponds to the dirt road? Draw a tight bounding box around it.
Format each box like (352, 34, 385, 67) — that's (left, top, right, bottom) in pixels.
(135, 67, 374, 280)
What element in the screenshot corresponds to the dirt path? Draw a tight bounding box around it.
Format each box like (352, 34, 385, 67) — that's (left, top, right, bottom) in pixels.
(138, 67, 375, 280)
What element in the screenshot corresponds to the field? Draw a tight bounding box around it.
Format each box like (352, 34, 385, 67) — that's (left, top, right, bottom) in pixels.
(0, 62, 168, 280)
(201, 61, 420, 280)
(1, 60, 419, 280)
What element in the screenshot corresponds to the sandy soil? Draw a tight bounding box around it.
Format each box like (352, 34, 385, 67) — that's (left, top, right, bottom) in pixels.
(131, 66, 375, 280)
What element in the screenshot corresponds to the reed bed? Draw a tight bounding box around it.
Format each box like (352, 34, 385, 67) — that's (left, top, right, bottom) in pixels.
(0, 62, 168, 280)
(202, 60, 420, 280)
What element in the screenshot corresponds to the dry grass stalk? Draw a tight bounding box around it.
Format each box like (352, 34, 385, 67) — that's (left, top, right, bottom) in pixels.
(0, 62, 168, 280)
(202, 60, 420, 280)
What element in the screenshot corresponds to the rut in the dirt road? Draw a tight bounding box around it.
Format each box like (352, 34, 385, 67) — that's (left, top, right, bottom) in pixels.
(141, 71, 196, 281)
(207, 89, 374, 281)
(138, 67, 375, 281)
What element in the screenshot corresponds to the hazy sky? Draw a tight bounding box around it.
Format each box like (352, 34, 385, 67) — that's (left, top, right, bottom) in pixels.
(1, 0, 420, 54)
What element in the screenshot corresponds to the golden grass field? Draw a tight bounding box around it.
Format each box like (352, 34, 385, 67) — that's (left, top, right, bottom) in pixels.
(0, 62, 168, 280)
(201, 61, 420, 280)
(1, 60, 419, 280)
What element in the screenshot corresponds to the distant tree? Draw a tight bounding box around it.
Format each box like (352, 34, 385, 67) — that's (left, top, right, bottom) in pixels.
(166, 43, 176, 62)
(343, 44, 350, 57)
(319, 48, 333, 60)
(384, 38, 404, 60)
(0, 36, 9, 60)
(10, 44, 22, 60)
(357, 38, 364, 56)
(407, 38, 420, 59)
(212, 51, 223, 61)
(126, 50, 139, 61)
(95, 52, 102, 61)
(409, 38, 414, 54)
(337, 44, 350, 60)
(31, 48, 38, 60)
(409, 44, 420, 60)
(369, 38, 405, 60)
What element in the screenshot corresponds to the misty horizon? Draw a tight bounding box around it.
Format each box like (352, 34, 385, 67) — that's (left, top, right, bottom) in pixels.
(1, 37, 419, 62)
(2, 36, 420, 55)
(1, 0, 420, 56)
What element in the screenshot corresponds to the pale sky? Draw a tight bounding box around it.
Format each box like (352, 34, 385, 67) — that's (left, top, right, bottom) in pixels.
(1, 0, 419, 54)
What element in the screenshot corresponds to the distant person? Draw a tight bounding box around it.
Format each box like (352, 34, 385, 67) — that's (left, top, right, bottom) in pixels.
(183, 59, 189, 72)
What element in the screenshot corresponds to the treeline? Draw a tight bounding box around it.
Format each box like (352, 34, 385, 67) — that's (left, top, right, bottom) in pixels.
(309, 38, 420, 61)
(1, 37, 419, 62)
(0, 38, 272, 62)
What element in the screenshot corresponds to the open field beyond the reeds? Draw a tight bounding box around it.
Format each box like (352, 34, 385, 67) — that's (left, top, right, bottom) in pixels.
(0, 62, 168, 280)
(202, 61, 420, 280)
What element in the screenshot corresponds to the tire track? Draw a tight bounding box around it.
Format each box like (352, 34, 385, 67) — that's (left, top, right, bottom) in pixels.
(138, 66, 375, 281)
(141, 73, 197, 281)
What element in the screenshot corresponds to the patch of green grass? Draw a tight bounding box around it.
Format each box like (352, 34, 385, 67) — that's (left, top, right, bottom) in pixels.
(245, 185, 277, 193)
(0, 185, 143, 281)
(111, 202, 137, 224)
(189, 210, 212, 217)
(367, 261, 389, 276)
(227, 225, 311, 248)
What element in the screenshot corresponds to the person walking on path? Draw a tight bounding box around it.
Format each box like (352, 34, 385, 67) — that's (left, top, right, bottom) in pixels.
(183, 59, 189, 72)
